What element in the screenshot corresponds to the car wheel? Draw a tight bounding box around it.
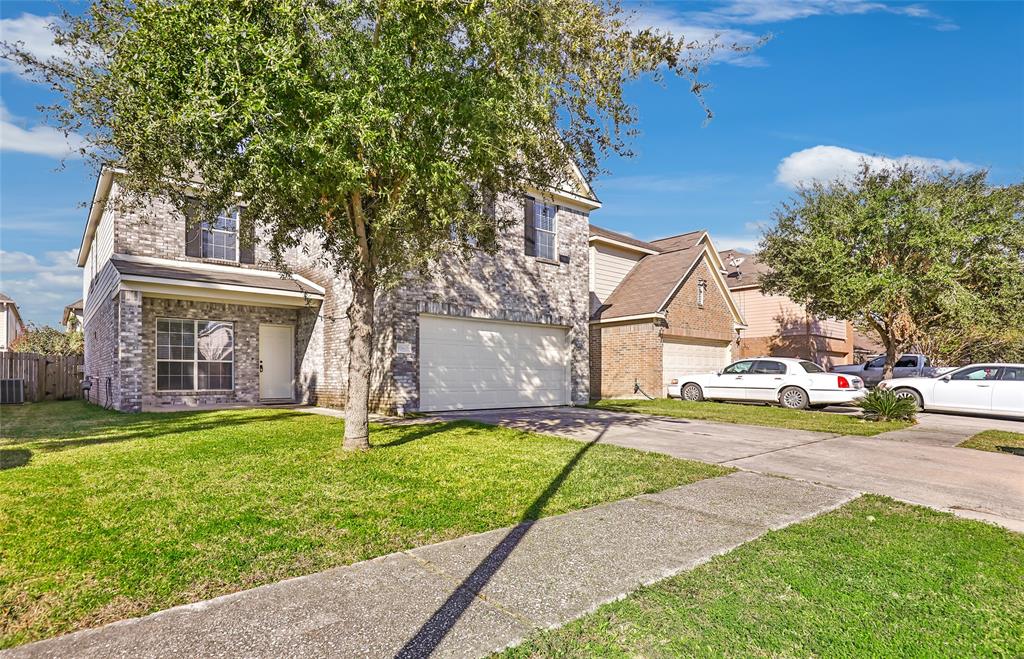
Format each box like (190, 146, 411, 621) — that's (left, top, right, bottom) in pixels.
(779, 386, 809, 410)
(893, 388, 924, 411)
(682, 383, 704, 402)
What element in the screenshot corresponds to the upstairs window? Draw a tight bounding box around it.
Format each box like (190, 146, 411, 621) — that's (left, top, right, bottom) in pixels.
(523, 197, 558, 262)
(202, 207, 240, 261)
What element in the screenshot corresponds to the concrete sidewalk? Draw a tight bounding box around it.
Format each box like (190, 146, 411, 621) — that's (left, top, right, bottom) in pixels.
(5, 472, 854, 659)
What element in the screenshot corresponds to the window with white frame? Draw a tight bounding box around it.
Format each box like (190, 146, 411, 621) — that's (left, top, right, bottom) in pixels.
(534, 202, 557, 260)
(697, 279, 708, 307)
(156, 318, 234, 391)
(201, 207, 240, 261)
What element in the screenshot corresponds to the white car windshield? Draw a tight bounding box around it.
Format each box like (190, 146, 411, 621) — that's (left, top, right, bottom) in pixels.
(799, 361, 825, 373)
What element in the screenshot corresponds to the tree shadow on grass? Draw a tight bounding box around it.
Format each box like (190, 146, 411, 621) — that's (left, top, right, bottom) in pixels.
(2, 405, 314, 454)
(0, 448, 31, 470)
(394, 422, 611, 657)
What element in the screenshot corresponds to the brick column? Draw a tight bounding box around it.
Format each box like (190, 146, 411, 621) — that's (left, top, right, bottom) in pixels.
(118, 289, 144, 412)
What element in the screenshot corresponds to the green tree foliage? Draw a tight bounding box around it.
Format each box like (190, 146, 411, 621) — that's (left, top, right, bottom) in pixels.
(3, 0, 732, 448)
(11, 324, 84, 356)
(759, 165, 1024, 378)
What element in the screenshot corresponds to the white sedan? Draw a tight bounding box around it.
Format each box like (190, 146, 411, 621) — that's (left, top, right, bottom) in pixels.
(667, 357, 866, 409)
(879, 363, 1024, 418)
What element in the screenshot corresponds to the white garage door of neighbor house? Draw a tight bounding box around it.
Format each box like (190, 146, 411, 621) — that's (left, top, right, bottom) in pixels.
(663, 340, 731, 386)
(419, 316, 569, 412)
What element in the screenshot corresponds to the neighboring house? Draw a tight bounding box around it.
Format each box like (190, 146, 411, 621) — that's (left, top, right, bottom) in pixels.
(79, 166, 599, 413)
(719, 249, 854, 367)
(62, 299, 84, 332)
(0, 293, 26, 351)
(588, 226, 746, 398)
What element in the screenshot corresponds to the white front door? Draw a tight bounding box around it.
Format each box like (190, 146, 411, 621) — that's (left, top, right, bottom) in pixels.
(259, 324, 294, 400)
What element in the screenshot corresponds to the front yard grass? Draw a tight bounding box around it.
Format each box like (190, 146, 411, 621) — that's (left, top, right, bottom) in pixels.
(958, 429, 1024, 456)
(504, 496, 1024, 657)
(0, 401, 728, 648)
(590, 398, 911, 436)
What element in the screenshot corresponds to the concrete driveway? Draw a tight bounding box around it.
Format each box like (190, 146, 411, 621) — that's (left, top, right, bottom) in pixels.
(443, 407, 1024, 532)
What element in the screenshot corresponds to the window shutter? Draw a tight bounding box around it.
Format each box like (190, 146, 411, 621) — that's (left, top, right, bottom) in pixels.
(184, 198, 203, 258)
(239, 215, 255, 264)
(523, 197, 536, 257)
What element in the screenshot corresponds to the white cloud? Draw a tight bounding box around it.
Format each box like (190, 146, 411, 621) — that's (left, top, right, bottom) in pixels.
(776, 145, 977, 189)
(630, 0, 956, 68)
(0, 249, 81, 325)
(0, 13, 64, 78)
(0, 100, 84, 158)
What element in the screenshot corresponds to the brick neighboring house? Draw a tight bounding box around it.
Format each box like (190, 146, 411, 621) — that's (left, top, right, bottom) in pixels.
(0, 292, 26, 351)
(719, 249, 855, 367)
(588, 226, 747, 399)
(79, 166, 599, 413)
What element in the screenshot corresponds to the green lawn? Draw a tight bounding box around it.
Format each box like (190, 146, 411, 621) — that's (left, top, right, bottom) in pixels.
(0, 401, 728, 648)
(958, 429, 1024, 456)
(590, 398, 911, 436)
(505, 496, 1024, 658)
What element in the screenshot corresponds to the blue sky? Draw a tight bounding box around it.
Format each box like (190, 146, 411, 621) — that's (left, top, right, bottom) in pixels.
(1, 1, 1022, 325)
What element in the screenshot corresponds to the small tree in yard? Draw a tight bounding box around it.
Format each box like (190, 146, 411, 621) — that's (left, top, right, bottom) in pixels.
(11, 324, 84, 356)
(759, 165, 1024, 379)
(3, 1, 730, 449)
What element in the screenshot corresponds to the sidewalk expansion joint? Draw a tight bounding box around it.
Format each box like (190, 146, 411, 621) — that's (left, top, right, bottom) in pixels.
(399, 550, 541, 629)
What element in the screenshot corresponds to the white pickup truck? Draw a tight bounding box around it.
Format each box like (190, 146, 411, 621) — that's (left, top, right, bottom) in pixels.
(832, 353, 952, 388)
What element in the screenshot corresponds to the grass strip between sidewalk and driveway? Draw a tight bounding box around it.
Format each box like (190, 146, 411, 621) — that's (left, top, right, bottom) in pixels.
(504, 495, 1024, 658)
(958, 429, 1024, 456)
(0, 401, 729, 649)
(590, 398, 911, 436)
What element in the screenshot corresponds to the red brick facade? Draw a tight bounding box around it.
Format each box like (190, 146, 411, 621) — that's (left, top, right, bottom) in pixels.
(590, 255, 738, 399)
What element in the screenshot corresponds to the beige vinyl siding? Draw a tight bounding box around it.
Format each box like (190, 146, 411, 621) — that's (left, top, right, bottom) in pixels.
(733, 288, 846, 339)
(591, 243, 644, 307)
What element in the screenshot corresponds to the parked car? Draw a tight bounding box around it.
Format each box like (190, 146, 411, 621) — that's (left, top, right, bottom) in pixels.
(833, 353, 952, 388)
(878, 363, 1024, 418)
(667, 357, 866, 410)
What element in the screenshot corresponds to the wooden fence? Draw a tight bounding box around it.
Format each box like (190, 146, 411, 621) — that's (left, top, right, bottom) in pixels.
(0, 352, 84, 402)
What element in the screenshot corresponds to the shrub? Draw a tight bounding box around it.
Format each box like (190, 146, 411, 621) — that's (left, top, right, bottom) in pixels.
(859, 389, 917, 422)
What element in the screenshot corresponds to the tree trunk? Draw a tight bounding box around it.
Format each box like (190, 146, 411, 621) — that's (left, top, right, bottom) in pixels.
(344, 271, 374, 451)
(882, 336, 897, 381)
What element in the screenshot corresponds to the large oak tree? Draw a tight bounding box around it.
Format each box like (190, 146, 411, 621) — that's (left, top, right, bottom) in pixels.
(4, 0, 729, 448)
(758, 164, 1024, 379)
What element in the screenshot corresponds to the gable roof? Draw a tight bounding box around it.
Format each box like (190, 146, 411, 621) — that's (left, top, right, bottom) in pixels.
(649, 230, 706, 252)
(588, 224, 661, 253)
(592, 244, 705, 320)
(718, 250, 770, 289)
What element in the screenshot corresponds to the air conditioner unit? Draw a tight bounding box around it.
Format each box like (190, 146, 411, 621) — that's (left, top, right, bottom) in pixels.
(0, 379, 25, 405)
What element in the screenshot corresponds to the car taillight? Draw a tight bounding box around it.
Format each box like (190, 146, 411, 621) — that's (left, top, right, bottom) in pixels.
(670, 378, 679, 385)
(837, 375, 850, 389)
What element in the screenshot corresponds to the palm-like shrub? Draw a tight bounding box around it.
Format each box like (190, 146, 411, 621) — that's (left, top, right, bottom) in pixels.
(859, 389, 918, 422)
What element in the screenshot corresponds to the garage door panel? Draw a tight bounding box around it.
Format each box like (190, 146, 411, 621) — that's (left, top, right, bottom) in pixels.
(663, 340, 731, 392)
(419, 316, 569, 411)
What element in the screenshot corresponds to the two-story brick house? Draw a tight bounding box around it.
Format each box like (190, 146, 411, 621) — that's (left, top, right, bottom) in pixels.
(588, 225, 747, 398)
(79, 166, 599, 413)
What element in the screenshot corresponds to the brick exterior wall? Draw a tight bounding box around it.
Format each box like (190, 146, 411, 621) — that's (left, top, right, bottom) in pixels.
(589, 320, 663, 399)
(590, 254, 738, 400)
(85, 185, 589, 413)
(388, 197, 591, 410)
(83, 287, 121, 409)
(139, 298, 318, 409)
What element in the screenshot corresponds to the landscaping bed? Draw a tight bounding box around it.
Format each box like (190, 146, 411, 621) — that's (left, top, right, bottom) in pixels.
(590, 398, 911, 436)
(0, 401, 727, 648)
(505, 496, 1024, 657)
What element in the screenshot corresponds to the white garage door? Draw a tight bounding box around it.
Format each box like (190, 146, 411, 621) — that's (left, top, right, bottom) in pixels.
(663, 339, 731, 390)
(419, 315, 569, 411)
